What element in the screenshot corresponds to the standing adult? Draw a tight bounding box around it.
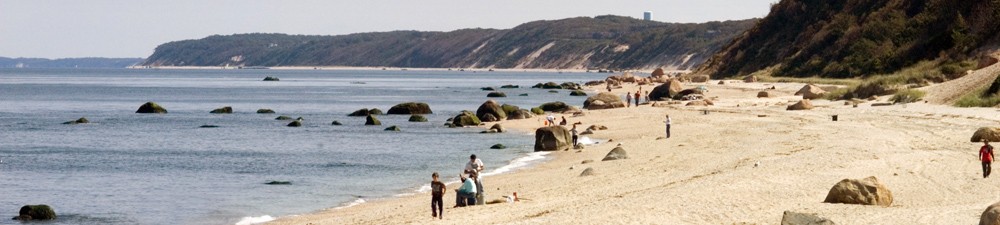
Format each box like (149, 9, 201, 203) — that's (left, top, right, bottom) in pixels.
(625, 93, 632, 107)
(570, 124, 579, 147)
(644, 91, 650, 103)
(634, 91, 641, 106)
(664, 115, 671, 139)
(546, 114, 556, 126)
(464, 154, 486, 205)
(980, 139, 995, 178)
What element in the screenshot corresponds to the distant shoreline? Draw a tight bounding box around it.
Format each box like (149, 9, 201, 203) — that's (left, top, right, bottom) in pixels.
(128, 65, 692, 75)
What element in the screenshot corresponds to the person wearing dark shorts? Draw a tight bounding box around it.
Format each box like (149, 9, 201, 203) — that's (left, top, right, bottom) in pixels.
(570, 124, 579, 147)
(430, 172, 445, 219)
(980, 140, 995, 178)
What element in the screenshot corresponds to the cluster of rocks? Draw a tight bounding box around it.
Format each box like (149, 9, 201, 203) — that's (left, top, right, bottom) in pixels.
(531, 82, 582, 90)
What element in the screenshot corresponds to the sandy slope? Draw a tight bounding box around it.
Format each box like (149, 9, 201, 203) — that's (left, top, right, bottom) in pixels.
(922, 52, 1000, 105)
(267, 80, 1000, 225)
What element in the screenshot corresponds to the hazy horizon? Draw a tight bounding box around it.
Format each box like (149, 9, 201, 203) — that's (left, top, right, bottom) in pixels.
(1, 0, 776, 59)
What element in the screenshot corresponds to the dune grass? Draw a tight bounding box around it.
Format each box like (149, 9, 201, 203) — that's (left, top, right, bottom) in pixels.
(955, 86, 1000, 107)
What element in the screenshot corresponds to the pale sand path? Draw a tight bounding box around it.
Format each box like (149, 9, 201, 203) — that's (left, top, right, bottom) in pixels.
(268, 80, 1000, 225)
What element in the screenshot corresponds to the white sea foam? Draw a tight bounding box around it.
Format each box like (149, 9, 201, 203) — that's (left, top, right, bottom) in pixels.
(577, 136, 598, 145)
(481, 151, 550, 177)
(234, 215, 274, 225)
(333, 198, 366, 210)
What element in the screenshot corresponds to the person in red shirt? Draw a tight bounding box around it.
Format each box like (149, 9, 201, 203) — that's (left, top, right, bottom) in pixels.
(980, 139, 995, 178)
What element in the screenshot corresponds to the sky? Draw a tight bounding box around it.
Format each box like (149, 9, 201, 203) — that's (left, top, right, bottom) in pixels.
(0, 0, 776, 58)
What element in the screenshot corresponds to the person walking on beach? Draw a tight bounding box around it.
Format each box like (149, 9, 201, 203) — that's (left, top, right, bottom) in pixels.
(980, 139, 995, 178)
(664, 115, 671, 139)
(634, 91, 641, 106)
(625, 93, 632, 107)
(644, 91, 650, 103)
(430, 172, 445, 219)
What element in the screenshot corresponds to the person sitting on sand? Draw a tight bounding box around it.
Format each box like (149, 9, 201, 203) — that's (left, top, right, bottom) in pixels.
(455, 173, 478, 207)
(559, 116, 568, 126)
(981, 139, 995, 178)
(430, 172, 445, 219)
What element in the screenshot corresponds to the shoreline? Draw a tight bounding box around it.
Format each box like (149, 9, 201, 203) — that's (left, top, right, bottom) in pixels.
(268, 78, 1000, 224)
(128, 65, 692, 75)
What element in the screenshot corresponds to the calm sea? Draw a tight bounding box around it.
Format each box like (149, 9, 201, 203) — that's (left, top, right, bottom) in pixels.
(0, 68, 606, 225)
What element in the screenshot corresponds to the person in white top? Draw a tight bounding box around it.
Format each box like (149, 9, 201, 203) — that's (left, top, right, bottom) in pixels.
(465, 154, 484, 174)
(464, 154, 486, 205)
(664, 115, 671, 138)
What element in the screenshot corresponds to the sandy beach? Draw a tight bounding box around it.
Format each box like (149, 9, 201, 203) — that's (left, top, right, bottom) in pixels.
(267, 79, 1000, 224)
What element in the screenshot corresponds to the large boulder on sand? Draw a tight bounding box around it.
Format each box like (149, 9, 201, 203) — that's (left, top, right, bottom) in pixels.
(649, 79, 683, 101)
(971, 127, 1000, 142)
(365, 115, 382, 125)
(452, 111, 481, 127)
(136, 102, 167, 113)
(689, 75, 710, 83)
(674, 88, 704, 100)
(584, 92, 626, 110)
(981, 202, 1000, 225)
(795, 84, 828, 100)
(387, 102, 433, 114)
(476, 100, 507, 122)
(508, 109, 533, 120)
(538, 101, 572, 113)
(534, 126, 572, 151)
(744, 75, 758, 83)
(602, 146, 629, 161)
(787, 99, 814, 110)
(757, 91, 772, 98)
(651, 68, 666, 77)
(12, 205, 56, 221)
(823, 176, 893, 206)
(781, 211, 835, 225)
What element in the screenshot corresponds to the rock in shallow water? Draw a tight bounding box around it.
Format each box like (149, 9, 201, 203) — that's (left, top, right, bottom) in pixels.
(136, 102, 167, 114)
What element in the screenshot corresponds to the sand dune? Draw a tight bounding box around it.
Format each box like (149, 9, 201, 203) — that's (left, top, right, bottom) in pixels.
(268, 80, 1000, 225)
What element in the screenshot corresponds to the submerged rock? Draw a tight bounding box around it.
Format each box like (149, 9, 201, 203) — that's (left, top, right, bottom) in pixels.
(490, 144, 506, 149)
(287, 120, 302, 127)
(12, 205, 56, 221)
(408, 115, 428, 122)
(264, 181, 291, 185)
(210, 106, 233, 114)
(348, 108, 371, 117)
(275, 115, 293, 120)
(331, 120, 343, 125)
(487, 92, 507, 98)
(62, 117, 89, 124)
(199, 125, 220, 128)
(365, 115, 382, 126)
(451, 111, 481, 127)
(387, 102, 433, 114)
(257, 108, 276, 114)
(136, 102, 167, 114)
(384, 125, 401, 131)
(263, 76, 280, 81)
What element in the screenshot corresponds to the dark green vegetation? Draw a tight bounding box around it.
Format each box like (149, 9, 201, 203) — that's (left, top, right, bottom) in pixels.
(955, 75, 1000, 107)
(142, 16, 756, 70)
(699, 0, 1000, 79)
(0, 57, 142, 68)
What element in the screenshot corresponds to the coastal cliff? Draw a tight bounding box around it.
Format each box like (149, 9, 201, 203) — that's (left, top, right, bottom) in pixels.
(141, 16, 756, 70)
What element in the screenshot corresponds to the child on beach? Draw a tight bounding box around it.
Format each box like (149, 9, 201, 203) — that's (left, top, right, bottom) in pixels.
(981, 139, 994, 178)
(430, 172, 445, 219)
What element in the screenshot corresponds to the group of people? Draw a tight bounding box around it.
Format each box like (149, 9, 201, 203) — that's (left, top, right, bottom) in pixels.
(624, 88, 651, 107)
(429, 154, 486, 219)
(545, 114, 568, 126)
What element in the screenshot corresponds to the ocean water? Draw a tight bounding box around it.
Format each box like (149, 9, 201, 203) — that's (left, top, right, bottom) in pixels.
(0, 68, 607, 225)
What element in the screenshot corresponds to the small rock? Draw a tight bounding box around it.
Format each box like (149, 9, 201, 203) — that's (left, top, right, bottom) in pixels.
(781, 211, 835, 225)
(365, 115, 382, 125)
(12, 205, 56, 221)
(287, 120, 302, 127)
(579, 167, 596, 176)
(257, 108, 276, 114)
(263, 76, 280, 81)
(487, 92, 507, 97)
(264, 181, 291, 185)
(489, 124, 504, 133)
(62, 117, 89, 124)
(331, 120, 342, 125)
(408, 115, 428, 122)
(602, 147, 628, 161)
(581, 160, 594, 164)
(136, 102, 168, 114)
(519, 93, 529, 96)
(490, 144, 506, 149)
(384, 125, 400, 131)
(275, 116, 293, 120)
(199, 125, 220, 128)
